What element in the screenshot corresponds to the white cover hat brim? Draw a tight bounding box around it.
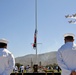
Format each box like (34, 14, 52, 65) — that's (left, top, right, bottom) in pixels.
(0, 38, 8, 44)
(64, 33, 75, 38)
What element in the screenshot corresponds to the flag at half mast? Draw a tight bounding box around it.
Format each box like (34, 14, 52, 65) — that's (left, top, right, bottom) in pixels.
(33, 29, 37, 48)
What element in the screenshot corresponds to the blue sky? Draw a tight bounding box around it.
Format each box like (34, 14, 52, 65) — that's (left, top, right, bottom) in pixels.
(0, 0, 76, 58)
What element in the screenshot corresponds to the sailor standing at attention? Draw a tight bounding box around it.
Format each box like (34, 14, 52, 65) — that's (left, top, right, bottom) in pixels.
(57, 33, 76, 75)
(0, 38, 15, 75)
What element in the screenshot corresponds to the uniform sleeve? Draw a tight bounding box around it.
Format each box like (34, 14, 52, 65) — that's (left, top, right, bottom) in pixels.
(57, 50, 71, 75)
(4, 53, 15, 75)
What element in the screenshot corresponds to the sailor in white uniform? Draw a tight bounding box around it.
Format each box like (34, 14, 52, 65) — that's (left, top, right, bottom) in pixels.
(57, 33, 76, 75)
(0, 38, 15, 75)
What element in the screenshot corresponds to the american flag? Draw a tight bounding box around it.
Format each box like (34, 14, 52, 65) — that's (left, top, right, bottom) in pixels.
(33, 29, 37, 48)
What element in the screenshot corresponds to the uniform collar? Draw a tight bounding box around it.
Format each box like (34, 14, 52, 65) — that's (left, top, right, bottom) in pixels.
(65, 42, 73, 45)
(0, 48, 5, 50)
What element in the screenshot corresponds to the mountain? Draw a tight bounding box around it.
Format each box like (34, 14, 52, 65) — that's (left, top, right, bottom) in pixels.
(15, 51, 57, 66)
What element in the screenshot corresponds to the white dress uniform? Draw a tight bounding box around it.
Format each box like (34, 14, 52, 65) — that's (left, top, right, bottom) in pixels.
(20, 65, 24, 73)
(0, 39, 15, 75)
(57, 33, 76, 75)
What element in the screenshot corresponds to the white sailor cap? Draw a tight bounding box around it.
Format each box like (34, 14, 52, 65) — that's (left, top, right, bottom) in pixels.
(0, 38, 8, 44)
(64, 33, 75, 38)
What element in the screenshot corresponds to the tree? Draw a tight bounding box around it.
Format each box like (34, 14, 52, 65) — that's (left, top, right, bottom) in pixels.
(15, 63, 22, 70)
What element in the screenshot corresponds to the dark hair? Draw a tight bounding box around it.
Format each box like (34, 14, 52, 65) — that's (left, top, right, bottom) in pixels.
(0, 43, 7, 48)
(65, 36, 74, 41)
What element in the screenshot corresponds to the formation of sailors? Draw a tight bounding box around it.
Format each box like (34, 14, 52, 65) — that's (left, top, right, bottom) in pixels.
(13, 65, 30, 73)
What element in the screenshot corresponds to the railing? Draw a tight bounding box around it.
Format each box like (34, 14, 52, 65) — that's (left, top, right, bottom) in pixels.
(10, 73, 61, 75)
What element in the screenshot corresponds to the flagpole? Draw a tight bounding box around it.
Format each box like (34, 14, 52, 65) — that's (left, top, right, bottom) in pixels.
(33, 0, 38, 73)
(35, 0, 37, 64)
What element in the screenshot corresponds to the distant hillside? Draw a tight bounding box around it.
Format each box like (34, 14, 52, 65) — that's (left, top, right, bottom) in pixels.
(15, 51, 57, 66)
